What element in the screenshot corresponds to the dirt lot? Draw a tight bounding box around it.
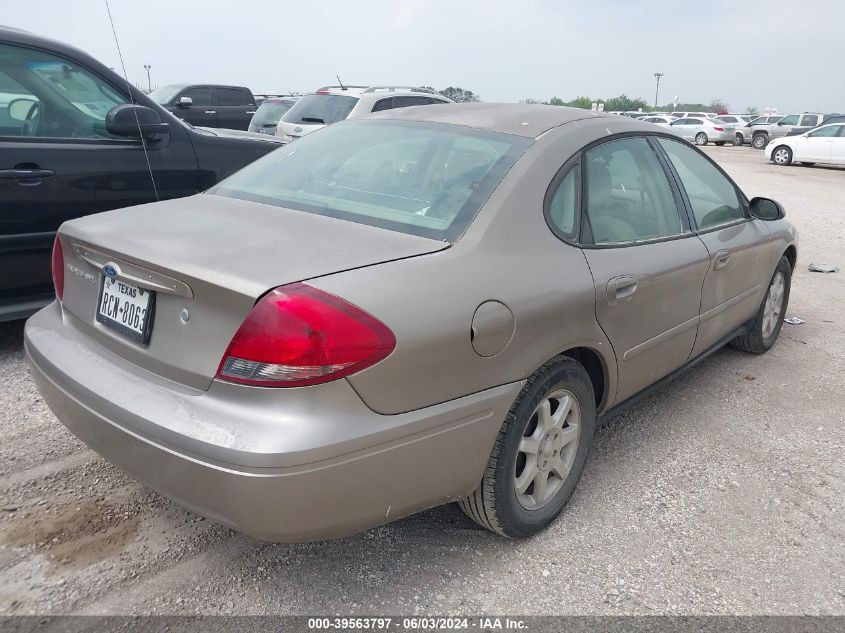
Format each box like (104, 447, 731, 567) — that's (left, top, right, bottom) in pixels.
(0, 146, 842, 616)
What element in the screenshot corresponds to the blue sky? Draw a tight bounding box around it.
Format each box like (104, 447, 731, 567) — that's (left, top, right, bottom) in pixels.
(3, 0, 842, 112)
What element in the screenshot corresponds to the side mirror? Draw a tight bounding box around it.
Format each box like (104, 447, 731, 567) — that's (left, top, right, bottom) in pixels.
(178, 96, 193, 107)
(105, 104, 169, 140)
(8, 98, 38, 121)
(750, 197, 785, 221)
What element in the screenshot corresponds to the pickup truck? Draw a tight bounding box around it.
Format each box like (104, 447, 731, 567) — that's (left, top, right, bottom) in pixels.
(150, 84, 257, 130)
(0, 27, 283, 321)
(750, 113, 825, 149)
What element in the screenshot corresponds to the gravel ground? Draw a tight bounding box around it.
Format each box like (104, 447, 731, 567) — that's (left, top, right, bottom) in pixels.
(0, 146, 842, 616)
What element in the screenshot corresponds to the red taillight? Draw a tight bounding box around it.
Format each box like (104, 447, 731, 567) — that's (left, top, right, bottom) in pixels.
(216, 283, 396, 388)
(315, 90, 330, 95)
(51, 235, 64, 301)
(713, 127, 725, 132)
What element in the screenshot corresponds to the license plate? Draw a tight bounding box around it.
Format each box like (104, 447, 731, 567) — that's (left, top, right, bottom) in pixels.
(96, 277, 155, 345)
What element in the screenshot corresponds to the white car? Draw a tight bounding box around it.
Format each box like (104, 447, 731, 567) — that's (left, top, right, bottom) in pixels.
(640, 115, 674, 126)
(668, 117, 735, 145)
(765, 123, 845, 166)
(276, 85, 452, 141)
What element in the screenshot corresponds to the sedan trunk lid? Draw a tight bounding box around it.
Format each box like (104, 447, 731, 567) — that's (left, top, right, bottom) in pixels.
(58, 193, 447, 389)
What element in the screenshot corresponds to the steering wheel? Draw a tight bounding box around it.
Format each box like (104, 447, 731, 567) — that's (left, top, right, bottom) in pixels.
(22, 101, 42, 137)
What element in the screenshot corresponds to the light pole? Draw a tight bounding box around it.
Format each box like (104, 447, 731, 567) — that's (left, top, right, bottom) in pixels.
(654, 73, 663, 109)
(143, 64, 152, 93)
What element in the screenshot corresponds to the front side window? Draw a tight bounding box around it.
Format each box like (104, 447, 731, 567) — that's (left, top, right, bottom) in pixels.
(779, 115, 800, 125)
(182, 87, 211, 106)
(584, 137, 683, 245)
(657, 137, 744, 229)
(808, 125, 842, 138)
(687, 118, 703, 125)
(211, 120, 530, 241)
(0, 43, 128, 140)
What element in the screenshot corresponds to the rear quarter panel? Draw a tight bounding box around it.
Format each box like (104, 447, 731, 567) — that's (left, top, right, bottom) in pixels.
(312, 118, 634, 415)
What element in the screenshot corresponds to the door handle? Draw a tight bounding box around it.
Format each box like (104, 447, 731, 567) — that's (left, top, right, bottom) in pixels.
(714, 250, 731, 270)
(0, 168, 55, 183)
(246, 110, 256, 114)
(205, 110, 216, 114)
(607, 276, 638, 302)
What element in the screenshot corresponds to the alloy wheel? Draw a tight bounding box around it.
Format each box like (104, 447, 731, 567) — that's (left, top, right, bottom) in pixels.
(695, 133, 707, 145)
(762, 272, 785, 339)
(514, 389, 581, 510)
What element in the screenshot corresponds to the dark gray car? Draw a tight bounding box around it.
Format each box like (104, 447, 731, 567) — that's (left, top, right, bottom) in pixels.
(25, 104, 797, 541)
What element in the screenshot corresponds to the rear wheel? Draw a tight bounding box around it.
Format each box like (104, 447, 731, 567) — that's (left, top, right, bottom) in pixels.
(459, 357, 596, 538)
(735, 133, 744, 146)
(731, 256, 791, 354)
(695, 132, 708, 145)
(772, 145, 793, 166)
(752, 133, 768, 150)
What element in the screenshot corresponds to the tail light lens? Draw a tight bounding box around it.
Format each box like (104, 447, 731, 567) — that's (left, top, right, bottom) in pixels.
(216, 283, 395, 388)
(51, 235, 64, 301)
(713, 127, 725, 132)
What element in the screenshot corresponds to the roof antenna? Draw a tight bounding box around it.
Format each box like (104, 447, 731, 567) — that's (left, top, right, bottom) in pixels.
(336, 75, 346, 91)
(104, 0, 159, 202)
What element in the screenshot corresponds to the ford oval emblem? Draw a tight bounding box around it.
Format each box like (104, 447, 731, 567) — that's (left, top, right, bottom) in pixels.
(103, 263, 120, 278)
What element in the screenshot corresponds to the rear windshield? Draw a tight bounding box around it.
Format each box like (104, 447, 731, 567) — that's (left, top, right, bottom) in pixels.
(252, 100, 295, 126)
(210, 120, 531, 241)
(280, 93, 358, 125)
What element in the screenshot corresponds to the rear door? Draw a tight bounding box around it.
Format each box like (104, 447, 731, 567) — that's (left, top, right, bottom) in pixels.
(656, 137, 772, 356)
(213, 87, 254, 130)
(578, 136, 710, 403)
(832, 127, 845, 165)
(172, 86, 215, 127)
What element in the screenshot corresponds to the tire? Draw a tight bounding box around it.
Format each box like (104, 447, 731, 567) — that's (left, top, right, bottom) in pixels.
(752, 133, 768, 150)
(459, 356, 596, 538)
(715, 141, 726, 146)
(772, 145, 793, 166)
(695, 132, 708, 146)
(800, 162, 816, 167)
(730, 256, 792, 354)
(735, 133, 744, 146)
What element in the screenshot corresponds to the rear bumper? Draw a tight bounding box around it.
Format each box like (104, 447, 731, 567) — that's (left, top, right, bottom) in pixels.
(25, 302, 522, 541)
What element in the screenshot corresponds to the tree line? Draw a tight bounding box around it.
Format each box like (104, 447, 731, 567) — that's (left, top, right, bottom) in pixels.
(420, 87, 759, 115)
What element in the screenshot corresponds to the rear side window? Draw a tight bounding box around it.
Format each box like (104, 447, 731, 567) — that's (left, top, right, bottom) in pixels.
(216, 88, 251, 106)
(281, 94, 359, 125)
(584, 137, 683, 244)
(800, 114, 819, 127)
(182, 87, 211, 106)
(211, 120, 531, 242)
(371, 98, 393, 112)
(392, 96, 432, 109)
(547, 165, 579, 237)
(657, 138, 744, 230)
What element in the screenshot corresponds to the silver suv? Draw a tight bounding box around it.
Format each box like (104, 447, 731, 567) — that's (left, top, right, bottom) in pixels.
(276, 85, 453, 141)
(751, 113, 824, 149)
